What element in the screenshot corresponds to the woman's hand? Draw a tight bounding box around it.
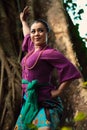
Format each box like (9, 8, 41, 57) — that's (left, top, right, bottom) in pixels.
(51, 80, 72, 98)
(20, 6, 30, 23)
(51, 89, 60, 98)
(20, 6, 30, 36)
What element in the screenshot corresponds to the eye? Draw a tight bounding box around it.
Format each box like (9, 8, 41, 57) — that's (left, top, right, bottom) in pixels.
(31, 29, 35, 34)
(38, 28, 44, 33)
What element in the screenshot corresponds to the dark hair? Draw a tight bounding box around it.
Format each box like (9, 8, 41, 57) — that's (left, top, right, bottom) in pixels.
(30, 19, 50, 33)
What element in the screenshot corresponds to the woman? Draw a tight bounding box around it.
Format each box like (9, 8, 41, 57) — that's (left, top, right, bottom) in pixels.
(14, 6, 81, 130)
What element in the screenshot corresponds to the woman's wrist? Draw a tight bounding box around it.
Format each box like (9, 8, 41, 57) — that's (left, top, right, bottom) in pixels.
(51, 89, 60, 98)
(51, 80, 72, 98)
(21, 20, 27, 25)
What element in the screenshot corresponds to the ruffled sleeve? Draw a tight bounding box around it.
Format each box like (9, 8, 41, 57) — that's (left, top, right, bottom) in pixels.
(22, 34, 34, 52)
(42, 48, 81, 84)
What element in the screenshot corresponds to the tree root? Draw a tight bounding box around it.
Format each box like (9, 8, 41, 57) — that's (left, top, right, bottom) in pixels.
(0, 47, 22, 130)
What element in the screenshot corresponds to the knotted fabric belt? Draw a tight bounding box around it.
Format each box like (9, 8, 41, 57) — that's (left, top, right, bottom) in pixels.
(21, 79, 39, 125)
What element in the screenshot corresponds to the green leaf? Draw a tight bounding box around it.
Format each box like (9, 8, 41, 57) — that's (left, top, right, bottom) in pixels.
(83, 81, 87, 89)
(66, 0, 72, 3)
(74, 112, 87, 122)
(61, 126, 72, 130)
(27, 123, 38, 130)
(78, 9, 84, 15)
(83, 81, 87, 86)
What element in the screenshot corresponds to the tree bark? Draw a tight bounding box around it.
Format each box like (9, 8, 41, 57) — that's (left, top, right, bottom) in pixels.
(0, 0, 87, 130)
(65, 11, 87, 81)
(32, 0, 87, 129)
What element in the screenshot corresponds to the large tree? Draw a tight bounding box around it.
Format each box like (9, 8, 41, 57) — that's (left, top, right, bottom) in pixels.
(0, 0, 87, 130)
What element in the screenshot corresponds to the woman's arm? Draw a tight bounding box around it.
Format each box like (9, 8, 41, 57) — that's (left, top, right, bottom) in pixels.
(20, 6, 30, 37)
(51, 80, 72, 98)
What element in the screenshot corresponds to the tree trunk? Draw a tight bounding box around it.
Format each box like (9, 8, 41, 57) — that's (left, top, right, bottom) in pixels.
(0, 0, 87, 130)
(0, 0, 34, 130)
(0, 0, 24, 130)
(65, 11, 87, 81)
(32, 0, 87, 129)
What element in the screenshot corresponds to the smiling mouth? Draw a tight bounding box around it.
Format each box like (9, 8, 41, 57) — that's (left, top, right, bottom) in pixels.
(35, 38, 40, 41)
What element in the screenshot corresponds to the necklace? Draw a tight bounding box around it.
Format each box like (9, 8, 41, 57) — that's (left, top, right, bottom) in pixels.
(24, 45, 47, 70)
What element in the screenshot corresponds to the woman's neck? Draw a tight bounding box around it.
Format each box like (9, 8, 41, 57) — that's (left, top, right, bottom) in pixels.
(34, 44, 47, 52)
(34, 46, 41, 52)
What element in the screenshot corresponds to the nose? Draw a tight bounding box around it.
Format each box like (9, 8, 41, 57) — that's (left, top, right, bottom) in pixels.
(35, 31, 39, 35)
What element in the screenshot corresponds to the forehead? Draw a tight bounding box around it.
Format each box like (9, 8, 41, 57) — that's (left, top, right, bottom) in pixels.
(31, 22, 45, 29)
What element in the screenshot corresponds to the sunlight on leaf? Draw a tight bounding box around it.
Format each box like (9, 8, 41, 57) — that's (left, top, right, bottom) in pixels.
(82, 81, 87, 89)
(74, 112, 87, 122)
(61, 126, 72, 130)
(27, 123, 38, 130)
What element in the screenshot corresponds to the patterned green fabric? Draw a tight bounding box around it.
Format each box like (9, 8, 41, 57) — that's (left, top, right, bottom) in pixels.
(14, 80, 63, 130)
(21, 79, 39, 125)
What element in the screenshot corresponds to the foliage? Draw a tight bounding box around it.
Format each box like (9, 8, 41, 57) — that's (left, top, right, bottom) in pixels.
(58, 111, 87, 130)
(27, 123, 38, 130)
(83, 81, 87, 89)
(61, 126, 72, 130)
(73, 111, 87, 122)
(0, 0, 87, 130)
(63, 0, 84, 20)
(63, 0, 87, 80)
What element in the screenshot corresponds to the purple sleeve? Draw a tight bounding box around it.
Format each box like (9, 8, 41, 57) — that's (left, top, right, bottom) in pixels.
(42, 49, 81, 84)
(22, 34, 34, 52)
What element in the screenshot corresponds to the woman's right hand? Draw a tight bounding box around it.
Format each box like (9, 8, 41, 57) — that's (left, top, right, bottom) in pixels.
(20, 6, 30, 23)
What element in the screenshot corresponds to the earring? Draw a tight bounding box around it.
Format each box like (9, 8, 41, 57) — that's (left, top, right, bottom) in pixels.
(46, 34, 48, 44)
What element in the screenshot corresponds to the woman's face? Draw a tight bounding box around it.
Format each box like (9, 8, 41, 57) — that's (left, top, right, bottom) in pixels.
(30, 22, 48, 47)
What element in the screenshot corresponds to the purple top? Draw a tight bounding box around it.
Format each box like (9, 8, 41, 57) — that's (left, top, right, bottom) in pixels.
(21, 34, 81, 102)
